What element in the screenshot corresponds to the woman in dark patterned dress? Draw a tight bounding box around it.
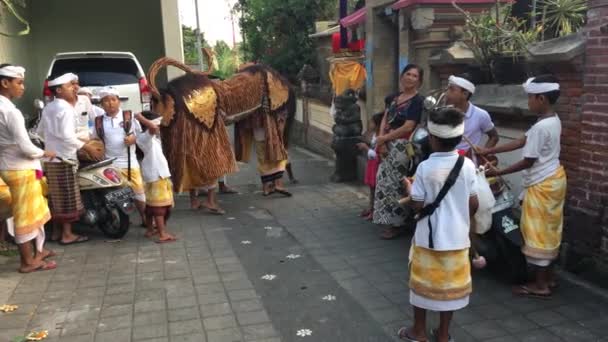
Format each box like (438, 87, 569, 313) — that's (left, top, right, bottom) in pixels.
(373, 64, 424, 239)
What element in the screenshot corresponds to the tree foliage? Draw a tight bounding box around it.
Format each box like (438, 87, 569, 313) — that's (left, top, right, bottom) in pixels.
(182, 25, 210, 65)
(234, 0, 336, 82)
(212, 40, 240, 80)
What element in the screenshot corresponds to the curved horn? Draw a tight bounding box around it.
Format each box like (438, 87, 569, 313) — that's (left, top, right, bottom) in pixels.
(147, 56, 212, 100)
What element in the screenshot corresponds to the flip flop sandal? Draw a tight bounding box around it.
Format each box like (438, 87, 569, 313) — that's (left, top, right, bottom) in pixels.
(262, 190, 275, 197)
(19, 260, 57, 274)
(155, 237, 177, 244)
(220, 188, 239, 194)
(397, 327, 427, 342)
(513, 285, 552, 300)
(274, 188, 293, 197)
(203, 207, 226, 215)
(59, 235, 89, 245)
(430, 328, 454, 342)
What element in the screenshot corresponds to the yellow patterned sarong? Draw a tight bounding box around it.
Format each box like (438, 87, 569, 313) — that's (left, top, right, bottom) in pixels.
(120, 168, 145, 201)
(255, 140, 287, 183)
(409, 246, 472, 301)
(0, 177, 11, 220)
(0, 170, 51, 236)
(521, 166, 567, 261)
(145, 178, 174, 208)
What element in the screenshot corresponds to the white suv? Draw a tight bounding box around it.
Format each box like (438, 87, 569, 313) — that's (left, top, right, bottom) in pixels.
(43, 51, 151, 112)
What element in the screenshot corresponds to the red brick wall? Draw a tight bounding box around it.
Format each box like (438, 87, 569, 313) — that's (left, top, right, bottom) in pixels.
(568, 0, 608, 255)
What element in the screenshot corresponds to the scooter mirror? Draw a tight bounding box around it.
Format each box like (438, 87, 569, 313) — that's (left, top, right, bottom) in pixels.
(33, 99, 44, 110)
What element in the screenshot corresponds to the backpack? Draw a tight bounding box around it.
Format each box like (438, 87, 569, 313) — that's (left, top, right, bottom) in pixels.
(95, 110, 133, 142)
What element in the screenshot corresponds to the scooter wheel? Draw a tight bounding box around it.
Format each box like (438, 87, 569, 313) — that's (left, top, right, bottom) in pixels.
(98, 207, 130, 239)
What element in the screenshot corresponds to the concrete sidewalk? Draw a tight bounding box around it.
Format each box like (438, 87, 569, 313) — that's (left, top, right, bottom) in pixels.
(1, 146, 608, 342)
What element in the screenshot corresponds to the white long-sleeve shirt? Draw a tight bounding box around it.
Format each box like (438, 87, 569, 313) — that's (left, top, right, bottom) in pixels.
(90, 110, 141, 169)
(137, 130, 171, 183)
(0, 95, 44, 170)
(40, 98, 84, 160)
(74, 95, 95, 141)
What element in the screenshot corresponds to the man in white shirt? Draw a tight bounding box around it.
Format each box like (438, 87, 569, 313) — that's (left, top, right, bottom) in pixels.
(69, 78, 97, 142)
(41, 73, 99, 245)
(445, 74, 499, 159)
(0, 64, 57, 272)
(91, 87, 146, 225)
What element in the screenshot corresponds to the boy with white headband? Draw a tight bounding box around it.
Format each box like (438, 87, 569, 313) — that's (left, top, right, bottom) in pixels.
(135, 111, 177, 243)
(445, 74, 499, 158)
(78, 86, 105, 120)
(479, 74, 566, 299)
(92, 87, 147, 225)
(398, 107, 478, 342)
(42, 72, 100, 245)
(0, 64, 58, 272)
(69, 76, 97, 141)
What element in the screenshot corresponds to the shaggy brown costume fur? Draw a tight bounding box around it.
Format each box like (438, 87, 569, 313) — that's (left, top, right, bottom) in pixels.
(147, 57, 295, 193)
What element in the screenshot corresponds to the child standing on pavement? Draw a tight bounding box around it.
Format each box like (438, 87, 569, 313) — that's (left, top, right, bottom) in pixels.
(399, 107, 478, 342)
(356, 112, 384, 220)
(136, 111, 177, 243)
(478, 75, 566, 299)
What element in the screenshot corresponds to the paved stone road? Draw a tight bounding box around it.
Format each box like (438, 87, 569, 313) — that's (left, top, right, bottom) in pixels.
(2, 147, 608, 342)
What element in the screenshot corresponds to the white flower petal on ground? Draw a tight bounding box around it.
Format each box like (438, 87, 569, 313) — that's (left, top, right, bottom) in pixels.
(227, 217, 236, 220)
(261, 274, 277, 281)
(286, 254, 301, 259)
(297, 329, 313, 337)
(322, 295, 336, 301)
(264, 226, 273, 230)
(241, 240, 252, 245)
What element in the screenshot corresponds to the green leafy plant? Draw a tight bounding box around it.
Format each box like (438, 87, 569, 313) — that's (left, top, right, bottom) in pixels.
(453, 2, 539, 69)
(538, 0, 587, 38)
(0, 0, 29, 37)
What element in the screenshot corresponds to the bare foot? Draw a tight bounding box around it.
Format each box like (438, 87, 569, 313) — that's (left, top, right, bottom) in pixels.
(156, 234, 177, 244)
(19, 260, 57, 273)
(144, 230, 159, 238)
(190, 198, 202, 210)
(38, 249, 56, 260)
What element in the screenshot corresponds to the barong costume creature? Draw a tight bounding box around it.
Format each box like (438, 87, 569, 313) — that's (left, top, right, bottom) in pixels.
(147, 52, 295, 193)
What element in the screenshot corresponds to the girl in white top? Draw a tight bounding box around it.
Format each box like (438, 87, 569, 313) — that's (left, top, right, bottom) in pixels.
(0, 64, 57, 273)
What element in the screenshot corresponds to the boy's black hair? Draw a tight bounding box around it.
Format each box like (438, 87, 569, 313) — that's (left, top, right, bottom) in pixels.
(400, 64, 424, 86)
(455, 72, 474, 101)
(140, 110, 161, 133)
(531, 74, 560, 105)
(429, 107, 465, 150)
(49, 84, 61, 96)
(0, 63, 15, 83)
(372, 112, 384, 128)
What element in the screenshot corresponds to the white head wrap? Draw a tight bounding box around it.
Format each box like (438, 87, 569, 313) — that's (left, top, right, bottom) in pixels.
(48, 73, 78, 87)
(99, 87, 120, 99)
(427, 120, 465, 139)
(448, 75, 475, 94)
(522, 77, 560, 94)
(0, 65, 25, 79)
(78, 87, 93, 96)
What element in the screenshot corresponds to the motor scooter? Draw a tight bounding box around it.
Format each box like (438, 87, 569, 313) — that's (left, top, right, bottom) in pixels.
(28, 99, 135, 239)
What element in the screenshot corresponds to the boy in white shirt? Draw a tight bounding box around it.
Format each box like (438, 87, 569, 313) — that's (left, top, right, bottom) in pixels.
(479, 75, 566, 299)
(399, 107, 478, 342)
(135, 111, 176, 243)
(91, 87, 146, 225)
